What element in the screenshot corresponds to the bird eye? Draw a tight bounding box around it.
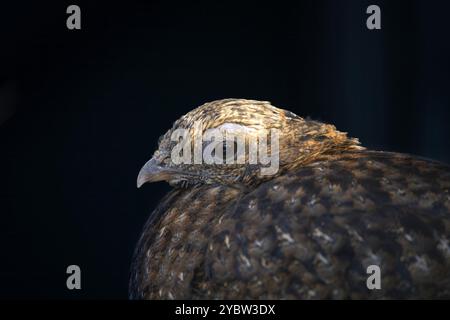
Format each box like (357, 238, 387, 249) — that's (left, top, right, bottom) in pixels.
(209, 140, 239, 164)
(222, 143, 228, 157)
(223, 140, 238, 163)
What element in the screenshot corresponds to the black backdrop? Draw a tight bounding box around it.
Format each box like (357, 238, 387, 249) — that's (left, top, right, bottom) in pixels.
(0, 0, 449, 299)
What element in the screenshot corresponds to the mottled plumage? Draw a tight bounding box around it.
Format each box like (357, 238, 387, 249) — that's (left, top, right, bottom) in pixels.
(131, 99, 450, 299)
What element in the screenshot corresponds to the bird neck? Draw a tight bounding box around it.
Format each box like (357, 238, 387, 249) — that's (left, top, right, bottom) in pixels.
(281, 120, 365, 173)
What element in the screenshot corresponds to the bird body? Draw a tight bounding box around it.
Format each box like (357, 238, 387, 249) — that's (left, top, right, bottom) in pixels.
(131, 99, 450, 299)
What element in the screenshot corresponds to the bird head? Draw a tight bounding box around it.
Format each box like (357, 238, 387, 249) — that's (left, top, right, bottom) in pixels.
(137, 99, 363, 189)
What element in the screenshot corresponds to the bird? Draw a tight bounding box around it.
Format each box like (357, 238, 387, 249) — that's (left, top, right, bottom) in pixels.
(130, 98, 450, 299)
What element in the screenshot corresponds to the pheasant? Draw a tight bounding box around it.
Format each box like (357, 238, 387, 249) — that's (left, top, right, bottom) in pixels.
(130, 99, 450, 299)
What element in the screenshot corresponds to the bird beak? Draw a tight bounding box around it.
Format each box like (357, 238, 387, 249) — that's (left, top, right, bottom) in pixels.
(137, 158, 173, 188)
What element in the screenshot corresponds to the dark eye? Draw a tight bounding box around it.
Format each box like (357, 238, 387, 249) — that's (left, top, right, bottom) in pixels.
(222, 143, 228, 157)
(223, 140, 238, 163)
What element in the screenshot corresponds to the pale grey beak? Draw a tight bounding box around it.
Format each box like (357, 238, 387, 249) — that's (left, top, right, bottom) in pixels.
(137, 158, 173, 188)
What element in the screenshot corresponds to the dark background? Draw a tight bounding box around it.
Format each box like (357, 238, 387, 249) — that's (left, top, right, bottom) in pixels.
(0, 0, 449, 299)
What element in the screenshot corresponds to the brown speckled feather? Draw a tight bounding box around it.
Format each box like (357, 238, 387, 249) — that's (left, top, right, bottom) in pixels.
(131, 99, 450, 299)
